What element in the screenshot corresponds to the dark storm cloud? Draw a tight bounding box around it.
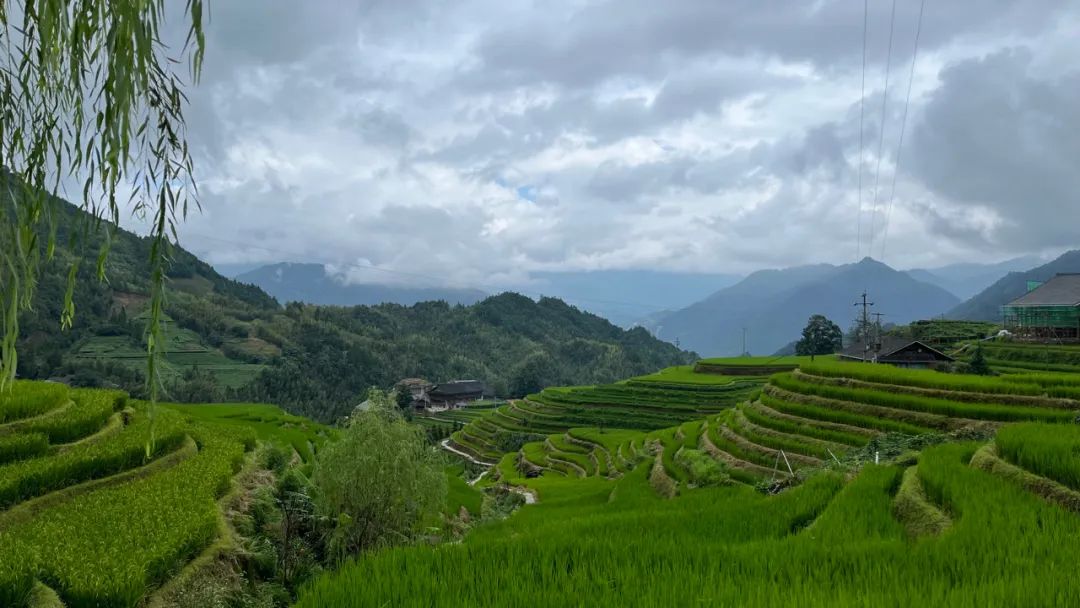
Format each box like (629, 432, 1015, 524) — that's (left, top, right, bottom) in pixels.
(909, 49, 1080, 248)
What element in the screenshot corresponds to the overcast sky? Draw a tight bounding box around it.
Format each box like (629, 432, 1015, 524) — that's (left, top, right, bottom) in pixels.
(145, 0, 1080, 289)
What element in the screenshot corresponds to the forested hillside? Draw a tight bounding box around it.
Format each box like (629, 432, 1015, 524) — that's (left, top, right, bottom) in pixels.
(948, 250, 1080, 321)
(16, 200, 692, 422)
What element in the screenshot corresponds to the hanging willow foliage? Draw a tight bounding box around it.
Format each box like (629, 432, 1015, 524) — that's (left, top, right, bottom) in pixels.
(0, 1, 204, 451)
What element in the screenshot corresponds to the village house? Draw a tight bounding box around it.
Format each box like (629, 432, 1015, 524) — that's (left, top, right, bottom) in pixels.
(838, 336, 954, 369)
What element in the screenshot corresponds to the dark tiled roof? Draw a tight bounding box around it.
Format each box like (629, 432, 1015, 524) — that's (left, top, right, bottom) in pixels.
(430, 380, 485, 397)
(1008, 274, 1080, 307)
(839, 336, 953, 362)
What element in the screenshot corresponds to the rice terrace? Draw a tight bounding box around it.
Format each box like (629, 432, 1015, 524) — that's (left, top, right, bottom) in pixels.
(2, 0, 1080, 606)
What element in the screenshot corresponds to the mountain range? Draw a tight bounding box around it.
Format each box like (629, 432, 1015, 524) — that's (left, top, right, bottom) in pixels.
(905, 256, 1044, 301)
(947, 250, 1080, 321)
(649, 258, 961, 357)
(230, 264, 739, 327)
(235, 262, 487, 307)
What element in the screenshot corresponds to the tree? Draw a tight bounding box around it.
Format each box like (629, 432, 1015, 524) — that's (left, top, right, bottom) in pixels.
(968, 343, 992, 376)
(795, 315, 843, 360)
(0, 1, 205, 451)
(311, 389, 446, 561)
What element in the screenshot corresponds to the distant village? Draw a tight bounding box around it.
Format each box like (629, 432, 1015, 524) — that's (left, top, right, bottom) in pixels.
(395, 378, 492, 412)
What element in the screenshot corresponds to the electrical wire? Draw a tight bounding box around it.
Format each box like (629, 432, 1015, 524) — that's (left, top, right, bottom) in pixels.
(855, 0, 869, 261)
(867, 0, 898, 258)
(879, 0, 926, 262)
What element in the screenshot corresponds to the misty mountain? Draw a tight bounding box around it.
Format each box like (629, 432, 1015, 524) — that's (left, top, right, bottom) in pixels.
(236, 262, 487, 307)
(947, 250, 1080, 321)
(653, 258, 960, 356)
(527, 270, 741, 327)
(905, 255, 1044, 300)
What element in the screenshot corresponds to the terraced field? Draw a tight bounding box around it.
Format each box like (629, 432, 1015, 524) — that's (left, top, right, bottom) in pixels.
(72, 318, 265, 389)
(301, 351, 1080, 605)
(303, 424, 1080, 606)
(0, 381, 258, 606)
(448, 368, 765, 464)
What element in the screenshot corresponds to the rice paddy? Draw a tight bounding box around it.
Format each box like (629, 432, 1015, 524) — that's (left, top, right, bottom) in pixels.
(353, 351, 1080, 606)
(0, 380, 262, 606)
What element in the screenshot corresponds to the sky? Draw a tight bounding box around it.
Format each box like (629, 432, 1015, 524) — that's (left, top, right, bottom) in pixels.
(139, 0, 1080, 291)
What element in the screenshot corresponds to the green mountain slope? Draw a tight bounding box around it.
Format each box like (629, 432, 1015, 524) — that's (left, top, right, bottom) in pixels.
(655, 258, 959, 357)
(17, 199, 693, 421)
(947, 250, 1080, 321)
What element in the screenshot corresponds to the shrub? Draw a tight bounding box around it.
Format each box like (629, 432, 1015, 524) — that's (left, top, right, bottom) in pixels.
(312, 389, 447, 560)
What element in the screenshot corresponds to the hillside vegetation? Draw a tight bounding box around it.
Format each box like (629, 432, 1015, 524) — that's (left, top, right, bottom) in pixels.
(0, 381, 261, 606)
(18, 201, 693, 422)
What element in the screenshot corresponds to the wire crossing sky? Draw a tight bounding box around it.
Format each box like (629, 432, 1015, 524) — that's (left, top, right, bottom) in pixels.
(136, 0, 1080, 288)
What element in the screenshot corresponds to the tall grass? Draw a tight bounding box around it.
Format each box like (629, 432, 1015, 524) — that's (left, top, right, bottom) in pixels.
(771, 373, 1075, 423)
(996, 423, 1080, 491)
(801, 360, 1080, 400)
(0, 382, 68, 424)
(742, 401, 869, 447)
(0, 408, 186, 508)
(296, 441, 1080, 606)
(760, 393, 930, 435)
(0, 425, 253, 607)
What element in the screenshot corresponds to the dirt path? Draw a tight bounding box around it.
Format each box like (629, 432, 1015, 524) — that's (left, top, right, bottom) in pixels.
(440, 438, 497, 467)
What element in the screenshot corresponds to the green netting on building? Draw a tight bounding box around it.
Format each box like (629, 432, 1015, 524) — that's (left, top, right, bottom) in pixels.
(1002, 305, 1080, 329)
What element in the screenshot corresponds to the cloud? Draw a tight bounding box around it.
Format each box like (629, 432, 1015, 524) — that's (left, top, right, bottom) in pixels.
(132, 0, 1080, 290)
(908, 49, 1080, 250)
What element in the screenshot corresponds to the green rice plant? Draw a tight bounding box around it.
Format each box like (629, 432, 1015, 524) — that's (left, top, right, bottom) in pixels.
(0, 425, 253, 607)
(445, 467, 483, 516)
(567, 428, 645, 454)
(520, 441, 552, 470)
(803, 464, 904, 543)
(163, 402, 332, 463)
(760, 393, 930, 435)
(706, 415, 777, 470)
(743, 401, 869, 447)
(770, 373, 1075, 423)
(996, 422, 1080, 491)
(985, 358, 1080, 374)
(801, 360, 1080, 400)
(0, 381, 68, 424)
(629, 366, 736, 386)
(17, 389, 123, 444)
(1001, 371, 1080, 388)
(0, 433, 48, 466)
(729, 407, 835, 459)
(0, 407, 186, 509)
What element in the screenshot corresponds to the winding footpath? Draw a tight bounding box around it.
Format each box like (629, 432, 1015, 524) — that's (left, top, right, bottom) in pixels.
(439, 439, 537, 504)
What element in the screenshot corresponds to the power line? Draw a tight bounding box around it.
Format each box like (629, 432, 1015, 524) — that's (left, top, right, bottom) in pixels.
(855, 0, 869, 261)
(879, 0, 926, 262)
(867, 0, 898, 258)
(180, 230, 678, 314)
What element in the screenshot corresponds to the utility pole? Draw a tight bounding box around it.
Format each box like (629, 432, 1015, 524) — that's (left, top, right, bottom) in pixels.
(871, 312, 886, 356)
(853, 292, 874, 362)
(742, 327, 748, 357)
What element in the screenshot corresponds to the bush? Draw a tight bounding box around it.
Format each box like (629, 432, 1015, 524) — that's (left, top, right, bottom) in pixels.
(312, 390, 447, 560)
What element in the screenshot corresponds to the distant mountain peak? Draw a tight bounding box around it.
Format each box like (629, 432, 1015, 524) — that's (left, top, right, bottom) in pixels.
(652, 259, 958, 357)
(236, 262, 486, 307)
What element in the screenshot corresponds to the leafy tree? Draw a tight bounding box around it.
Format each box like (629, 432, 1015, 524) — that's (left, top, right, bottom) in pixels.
(0, 1, 205, 452)
(795, 314, 843, 360)
(508, 351, 560, 397)
(968, 343, 992, 376)
(311, 389, 446, 560)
